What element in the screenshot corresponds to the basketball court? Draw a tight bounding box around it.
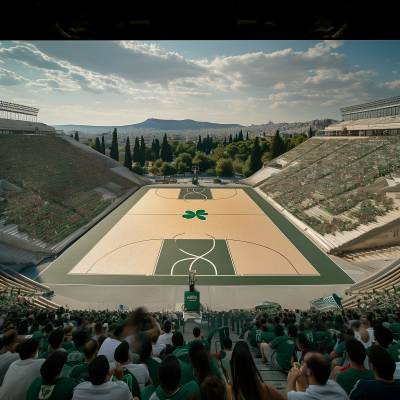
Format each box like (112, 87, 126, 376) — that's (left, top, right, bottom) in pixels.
(36, 185, 354, 287)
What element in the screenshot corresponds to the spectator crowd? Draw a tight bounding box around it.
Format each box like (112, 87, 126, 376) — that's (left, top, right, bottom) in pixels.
(0, 303, 400, 400)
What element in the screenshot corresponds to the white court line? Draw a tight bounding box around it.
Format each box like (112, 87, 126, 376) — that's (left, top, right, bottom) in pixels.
(225, 240, 237, 275)
(153, 239, 165, 276)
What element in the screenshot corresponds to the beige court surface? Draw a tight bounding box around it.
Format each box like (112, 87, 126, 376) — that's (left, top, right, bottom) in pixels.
(69, 188, 318, 276)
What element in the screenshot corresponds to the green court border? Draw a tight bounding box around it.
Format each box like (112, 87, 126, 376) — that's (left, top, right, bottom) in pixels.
(36, 186, 355, 286)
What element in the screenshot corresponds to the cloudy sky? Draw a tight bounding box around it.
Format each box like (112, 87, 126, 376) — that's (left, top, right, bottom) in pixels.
(0, 40, 399, 127)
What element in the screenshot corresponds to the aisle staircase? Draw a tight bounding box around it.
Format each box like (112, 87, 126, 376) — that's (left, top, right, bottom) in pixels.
(181, 318, 287, 394)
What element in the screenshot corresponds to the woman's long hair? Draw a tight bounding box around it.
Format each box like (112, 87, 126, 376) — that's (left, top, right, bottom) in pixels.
(93, 321, 103, 336)
(230, 345, 268, 400)
(189, 341, 210, 385)
(17, 319, 29, 335)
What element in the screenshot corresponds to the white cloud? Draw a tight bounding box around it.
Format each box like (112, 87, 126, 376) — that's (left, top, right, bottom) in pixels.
(0, 68, 30, 86)
(393, 71, 398, 74)
(324, 40, 344, 48)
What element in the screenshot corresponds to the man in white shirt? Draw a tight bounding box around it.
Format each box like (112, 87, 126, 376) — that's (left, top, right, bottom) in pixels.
(157, 321, 173, 346)
(151, 332, 166, 356)
(97, 325, 126, 363)
(0, 339, 45, 400)
(354, 316, 374, 349)
(284, 350, 349, 400)
(72, 355, 132, 400)
(0, 330, 20, 386)
(114, 341, 151, 390)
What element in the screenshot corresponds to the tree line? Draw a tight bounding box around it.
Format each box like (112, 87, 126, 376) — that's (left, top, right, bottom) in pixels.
(77, 128, 309, 178)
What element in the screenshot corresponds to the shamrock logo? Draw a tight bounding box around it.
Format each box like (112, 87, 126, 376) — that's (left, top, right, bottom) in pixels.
(182, 210, 209, 220)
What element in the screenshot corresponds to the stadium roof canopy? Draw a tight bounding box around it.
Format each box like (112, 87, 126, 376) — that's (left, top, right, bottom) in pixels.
(325, 115, 400, 133)
(0, 100, 39, 121)
(340, 95, 400, 121)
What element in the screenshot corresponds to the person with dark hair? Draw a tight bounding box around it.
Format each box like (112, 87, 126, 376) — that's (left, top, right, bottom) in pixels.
(186, 327, 209, 352)
(373, 325, 393, 349)
(71, 355, 132, 399)
(291, 333, 311, 368)
(69, 339, 99, 381)
(27, 351, 80, 400)
(260, 327, 296, 371)
(332, 340, 375, 394)
(158, 321, 173, 346)
(349, 345, 400, 399)
(17, 319, 29, 335)
(325, 332, 355, 368)
(200, 376, 225, 400)
(97, 325, 126, 362)
(172, 331, 190, 364)
(0, 330, 20, 386)
(39, 323, 54, 354)
(226, 345, 284, 400)
(285, 350, 349, 399)
(220, 338, 233, 362)
(0, 339, 45, 400)
(180, 341, 221, 386)
(149, 354, 200, 400)
(40, 330, 66, 359)
(151, 332, 166, 357)
(140, 338, 161, 387)
(261, 323, 277, 345)
(65, 331, 88, 369)
(114, 340, 151, 390)
(248, 319, 263, 348)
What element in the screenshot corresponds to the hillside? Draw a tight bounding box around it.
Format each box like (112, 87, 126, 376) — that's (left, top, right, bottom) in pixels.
(52, 118, 243, 134)
(0, 135, 138, 245)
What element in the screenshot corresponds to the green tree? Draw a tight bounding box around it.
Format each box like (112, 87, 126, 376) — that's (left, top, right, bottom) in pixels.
(145, 147, 155, 162)
(174, 141, 196, 157)
(74, 131, 79, 141)
(242, 155, 253, 178)
(192, 151, 215, 172)
(168, 140, 179, 154)
(178, 162, 189, 176)
(133, 137, 140, 163)
(101, 135, 105, 154)
(250, 137, 263, 174)
(154, 139, 160, 159)
(238, 130, 243, 141)
(70, 134, 73, 138)
(132, 165, 143, 175)
(224, 137, 227, 147)
(246, 132, 249, 141)
(95, 137, 102, 153)
(175, 153, 193, 172)
(110, 128, 119, 161)
(161, 134, 172, 162)
(123, 137, 132, 170)
(309, 126, 313, 138)
(229, 134, 232, 144)
(160, 162, 176, 178)
(270, 130, 285, 160)
(235, 133, 238, 142)
(197, 135, 202, 152)
(139, 136, 146, 167)
(149, 165, 159, 175)
(216, 158, 233, 177)
(154, 158, 163, 168)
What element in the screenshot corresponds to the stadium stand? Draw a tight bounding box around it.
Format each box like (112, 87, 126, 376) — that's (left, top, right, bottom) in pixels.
(240, 136, 400, 256)
(0, 264, 60, 310)
(0, 117, 55, 135)
(0, 135, 142, 251)
(1, 304, 399, 399)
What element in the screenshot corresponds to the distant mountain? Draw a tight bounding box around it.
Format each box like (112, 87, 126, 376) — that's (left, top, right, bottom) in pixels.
(52, 118, 243, 134)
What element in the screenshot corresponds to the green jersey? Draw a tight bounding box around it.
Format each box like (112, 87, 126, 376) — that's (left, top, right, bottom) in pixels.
(249, 328, 262, 348)
(154, 381, 200, 400)
(65, 345, 85, 367)
(302, 330, 318, 350)
(266, 325, 276, 333)
(186, 339, 209, 352)
(260, 332, 276, 344)
(300, 317, 308, 324)
(26, 376, 80, 400)
(62, 342, 74, 351)
(389, 323, 400, 335)
(271, 336, 296, 371)
(335, 368, 375, 394)
(387, 342, 400, 362)
(69, 362, 90, 381)
(334, 342, 346, 357)
(39, 339, 50, 354)
(173, 346, 190, 364)
(39, 349, 56, 359)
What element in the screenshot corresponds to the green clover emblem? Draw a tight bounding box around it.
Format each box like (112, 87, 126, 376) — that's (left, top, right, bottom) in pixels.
(182, 209, 209, 220)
